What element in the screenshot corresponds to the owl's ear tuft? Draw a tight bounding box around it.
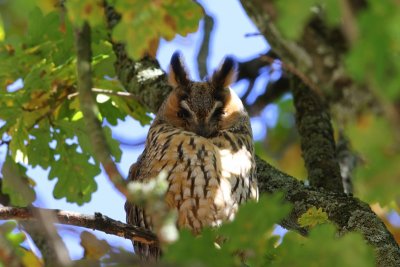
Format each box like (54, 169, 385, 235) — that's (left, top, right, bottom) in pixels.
(169, 51, 190, 87)
(211, 56, 237, 89)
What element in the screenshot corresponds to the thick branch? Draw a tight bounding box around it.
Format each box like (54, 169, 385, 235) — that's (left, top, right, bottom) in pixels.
(74, 22, 127, 195)
(0, 207, 157, 245)
(255, 157, 400, 267)
(249, 54, 343, 191)
(291, 76, 343, 192)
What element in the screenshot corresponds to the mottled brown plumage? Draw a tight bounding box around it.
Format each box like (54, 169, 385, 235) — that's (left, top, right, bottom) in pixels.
(125, 52, 258, 260)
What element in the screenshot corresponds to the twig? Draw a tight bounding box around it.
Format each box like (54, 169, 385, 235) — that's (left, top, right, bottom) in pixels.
(244, 32, 262, 37)
(248, 76, 290, 114)
(196, 13, 214, 79)
(0, 207, 158, 245)
(339, 0, 359, 45)
(67, 88, 140, 100)
(259, 54, 321, 96)
(0, 139, 10, 146)
(74, 22, 128, 196)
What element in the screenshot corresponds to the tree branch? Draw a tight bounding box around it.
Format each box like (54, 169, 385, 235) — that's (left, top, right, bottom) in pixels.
(255, 156, 400, 267)
(248, 52, 343, 191)
(239, 0, 381, 123)
(67, 88, 140, 100)
(0, 207, 157, 245)
(74, 22, 128, 196)
(196, 12, 214, 79)
(290, 75, 343, 192)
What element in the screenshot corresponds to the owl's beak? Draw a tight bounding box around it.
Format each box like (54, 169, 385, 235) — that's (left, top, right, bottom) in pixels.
(195, 124, 211, 138)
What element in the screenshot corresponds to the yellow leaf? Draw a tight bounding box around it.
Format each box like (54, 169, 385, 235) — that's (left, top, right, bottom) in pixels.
(80, 231, 110, 260)
(278, 143, 307, 180)
(35, 0, 59, 15)
(298, 206, 329, 228)
(0, 14, 5, 41)
(20, 248, 43, 267)
(71, 111, 84, 121)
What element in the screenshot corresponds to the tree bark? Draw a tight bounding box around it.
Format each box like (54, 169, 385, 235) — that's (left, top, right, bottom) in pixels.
(0, 207, 157, 245)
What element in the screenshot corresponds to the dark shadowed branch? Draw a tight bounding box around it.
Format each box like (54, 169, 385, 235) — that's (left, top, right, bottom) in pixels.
(0, 207, 158, 245)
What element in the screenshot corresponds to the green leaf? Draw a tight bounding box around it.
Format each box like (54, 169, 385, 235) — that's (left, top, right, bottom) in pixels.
(34, 0, 59, 15)
(347, 115, 400, 205)
(9, 118, 29, 164)
(275, 0, 315, 40)
(112, 0, 202, 58)
(49, 143, 100, 205)
(298, 206, 329, 227)
(103, 126, 122, 162)
(65, 0, 105, 27)
(323, 0, 341, 26)
(92, 40, 116, 78)
(1, 156, 36, 207)
(274, 224, 375, 267)
(57, 119, 122, 163)
(26, 125, 54, 169)
(345, 1, 400, 100)
(163, 228, 235, 267)
(107, 93, 152, 125)
(218, 193, 292, 266)
(0, 221, 25, 247)
(274, 0, 342, 39)
(97, 94, 126, 126)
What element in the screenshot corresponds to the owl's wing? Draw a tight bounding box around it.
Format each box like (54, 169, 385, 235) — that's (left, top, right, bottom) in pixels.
(125, 160, 161, 261)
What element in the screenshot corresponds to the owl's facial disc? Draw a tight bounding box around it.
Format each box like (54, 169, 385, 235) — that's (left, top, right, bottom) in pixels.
(178, 99, 225, 138)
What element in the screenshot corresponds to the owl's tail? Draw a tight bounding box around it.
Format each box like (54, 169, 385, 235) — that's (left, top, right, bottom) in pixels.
(133, 241, 161, 262)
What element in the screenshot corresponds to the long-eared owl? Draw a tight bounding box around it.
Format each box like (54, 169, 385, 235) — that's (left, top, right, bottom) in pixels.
(125, 52, 258, 259)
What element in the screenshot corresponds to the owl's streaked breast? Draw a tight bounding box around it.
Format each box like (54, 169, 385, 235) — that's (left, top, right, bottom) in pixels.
(139, 123, 258, 233)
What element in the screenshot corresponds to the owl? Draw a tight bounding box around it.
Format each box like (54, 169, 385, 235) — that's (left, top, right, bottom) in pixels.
(125, 52, 258, 260)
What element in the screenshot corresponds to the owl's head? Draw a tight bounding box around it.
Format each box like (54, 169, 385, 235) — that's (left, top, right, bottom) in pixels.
(159, 51, 248, 138)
